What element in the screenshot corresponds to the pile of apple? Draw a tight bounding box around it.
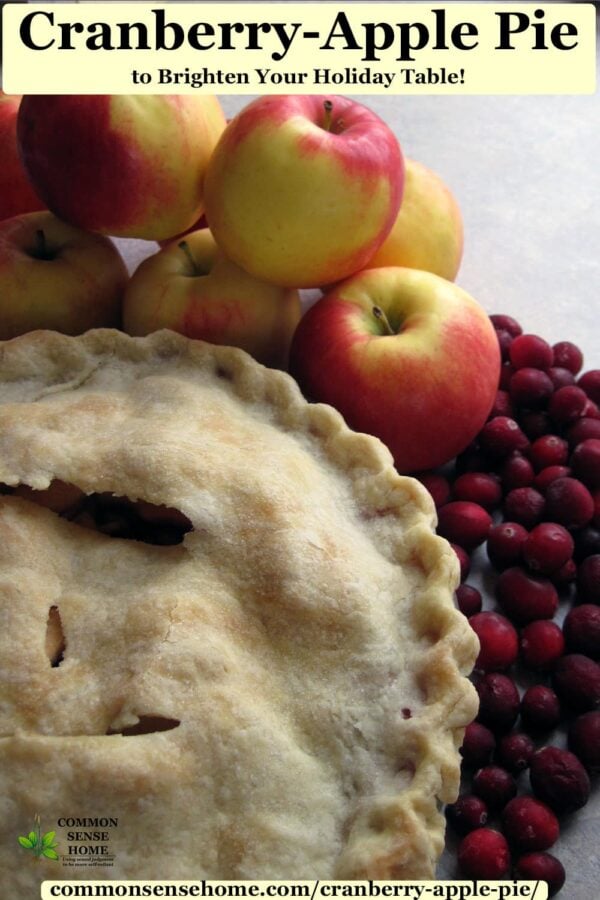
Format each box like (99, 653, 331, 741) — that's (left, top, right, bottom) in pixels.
(0, 90, 501, 475)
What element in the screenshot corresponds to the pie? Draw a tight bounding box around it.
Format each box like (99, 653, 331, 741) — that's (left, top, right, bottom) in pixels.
(0, 329, 478, 891)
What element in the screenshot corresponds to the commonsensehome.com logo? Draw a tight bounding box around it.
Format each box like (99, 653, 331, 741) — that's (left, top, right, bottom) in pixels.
(17, 815, 119, 866)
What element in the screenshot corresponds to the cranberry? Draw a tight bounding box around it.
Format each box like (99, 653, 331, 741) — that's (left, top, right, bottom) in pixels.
(445, 795, 489, 836)
(495, 329, 514, 362)
(571, 438, 600, 489)
(496, 732, 535, 773)
(552, 653, 600, 712)
(548, 385, 588, 426)
(496, 567, 559, 623)
(456, 583, 482, 617)
(509, 334, 554, 371)
(578, 368, 600, 405)
(476, 672, 520, 733)
(501, 796, 559, 851)
(487, 522, 528, 570)
(452, 472, 502, 511)
(470, 611, 519, 672)
(520, 685, 561, 733)
(450, 543, 471, 582)
(416, 471, 451, 509)
(568, 711, 600, 773)
(460, 722, 496, 768)
(552, 341, 583, 375)
(437, 501, 492, 551)
(479, 416, 529, 459)
(503, 486, 546, 528)
(490, 314, 522, 337)
(566, 416, 600, 448)
(472, 765, 517, 809)
(577, 554, 600, 602)
(520, 410, 552, 440)
(534, 465, 572, 493)
(523, 522, 574, 575)
(528, 435, 569, 472)
(547, 366, 576, 390)
(510, 367, 554, 408)
(457, 828, 511, 880)
(563, 605, 600, 659)
(583, 398, 600, 419)
(545, 477, 594, 529)
(529, 746, 591, 813)
(501, 453, 535, 491)
(515, 852, 565, 897)
(520, 620, 565, 671)
(489, 389, 514, 420)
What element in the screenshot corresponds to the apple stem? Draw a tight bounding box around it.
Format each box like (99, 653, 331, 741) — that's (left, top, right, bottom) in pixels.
(322, 100, 333, 132)
(178, 240, 199, 276)
(372, 306, 395, 336)
(33, 229, 52, 261)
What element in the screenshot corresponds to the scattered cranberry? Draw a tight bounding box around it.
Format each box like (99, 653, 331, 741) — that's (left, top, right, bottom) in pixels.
(489, 389, 514, 420)
(479, 416, 529, 459)
(460, 722, 496, 768)
(452, 472, 502, 511)
(496, 732, 535, 773)
(496, 567, 559, 623)
(563, 605, 600, 659)
(552, 653, 600, 712)
(457, 828, 511, 879)
(577, 554, 600, 603)
(509, 334, 554, 371)
(456, 583, 482, 617)
(446, 795, 489, 836)
(528, 435, 569, 472)
(547, 366, 576, 390)
(487, 522, 528, 570)
(534, 465, 572, 493)
(490, 314, 522, 337)
(520, 685, 561, 733)
(437, 501, 492, 551)
(566, 416, 600, 448)
(503, 486, 546, 528)
(571, 438, 600, 489)
(476, 672, 520, 733)
(501, 453, 535, 491)
(473, 765, 517, 809)
(520, 620, 565, 671)
(529, 746, 591, 813)
(520, 410, 552, 440)
(501, 796, 559, 852)
(450, 543, 471, 582)
(510, 367, 554, 408)
(583, 398, 600, 419)
(545, 477, 594, 529)
(515, 852, 565, 897)
(552, 341, 583, 375)
(416, 472, 451, 509)
(470, 611, 519, 671)
(578, 369, 600, 405)
(568, 711, 600, 773)
(548, 385, 588, 426)
(523, 522, 574, 575)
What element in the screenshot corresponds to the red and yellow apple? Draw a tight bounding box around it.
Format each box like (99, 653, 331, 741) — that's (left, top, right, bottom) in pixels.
(0, 91, 44, 221)
(363, 158, 464, 281)
(289, 267, 501, 473)
(204, 95, 404, 289)
(0, 210, 127, 338)
(122, 229, 301, 369)
(17, 95, 226, 241)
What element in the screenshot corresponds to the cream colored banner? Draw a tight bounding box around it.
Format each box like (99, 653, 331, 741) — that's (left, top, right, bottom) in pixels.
(2, 3, 596, 95)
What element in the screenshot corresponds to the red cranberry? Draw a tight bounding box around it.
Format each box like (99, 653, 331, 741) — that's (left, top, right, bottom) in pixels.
(489, 389, 514, 420)
(476, 672, 520, 733)
(503, 486, 546, 528)
(510, 367, 554, 408)
(545, 477, 594, 529)
(495, 329, 514, 362)
(510, 334, 554, 371)
(446, 795, 489, 836)
(552, 341, 583, 375)
(470, 611, 519, 672)
(496, 732, 535, 773)
(547, 366, 576, 390)
(571, 438, 600, 489)
(472, 764, 517, 809)
(520, 685, 561, 733)
(583, 398, 600, 419)
(515, 852, 565, 897)
(548, 385, 588, 426)
(552, 653, 600, 712)
(529, 746, 591, 813)
(523, 522, 574, 575)
(566, 415, 600, 448)
(520, 410, 552, 440)
(479, 416, 529, 459)
(456, 583, 481, 617)
(563, 605, 600, 659)
(452, 472, 502, 511)
(487, 522, 528, 570)
(501, 453, 535, 491)
(450, 543, 471, 582)
(520, 620, 565, 671)
(534, 465, 572, 493)
(416, 471, 451, 509)
(437, 501, 492, 551)
(457, 828, 511, 879)
(568, 711, 600, 773)
(578, 369, 600, 405)
(490, 313, 522, 337)
(501, 796, 559, 851)
(577, 554, 600, 603)
(499, 362, 516, 392)
(496, 567, 559, 624)
(461, 722, 496, 768)
(528, 435, 569, 472)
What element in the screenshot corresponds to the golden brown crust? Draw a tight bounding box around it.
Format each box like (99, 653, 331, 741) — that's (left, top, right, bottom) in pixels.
(0, 329, 478, 889)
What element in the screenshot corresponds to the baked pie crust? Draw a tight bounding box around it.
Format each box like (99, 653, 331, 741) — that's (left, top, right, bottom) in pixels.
(0, 329, 478, 890)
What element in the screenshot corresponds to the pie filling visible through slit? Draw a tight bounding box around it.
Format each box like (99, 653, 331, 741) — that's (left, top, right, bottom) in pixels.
(0, 329, 478, 890)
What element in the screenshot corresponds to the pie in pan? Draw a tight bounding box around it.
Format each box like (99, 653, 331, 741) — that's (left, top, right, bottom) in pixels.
(0, 329, 478, 890)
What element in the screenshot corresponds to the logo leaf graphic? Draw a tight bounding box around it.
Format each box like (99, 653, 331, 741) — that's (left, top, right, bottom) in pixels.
(42, 831, 56, 847)
(18, 836, 34, 850)
(42, 848, 59, 860)
(28, 831, 38, 846)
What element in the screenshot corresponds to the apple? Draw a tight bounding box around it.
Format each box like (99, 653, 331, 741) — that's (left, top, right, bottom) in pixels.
(204, 94, 404, 289)
(362, 158, 464, 281)
(17, 95, 226, 241)
(122, 229, 301, 369)
(0, 90, 44, 221)
(0, 210, 127, 339)
(289, 267, 501, 473)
